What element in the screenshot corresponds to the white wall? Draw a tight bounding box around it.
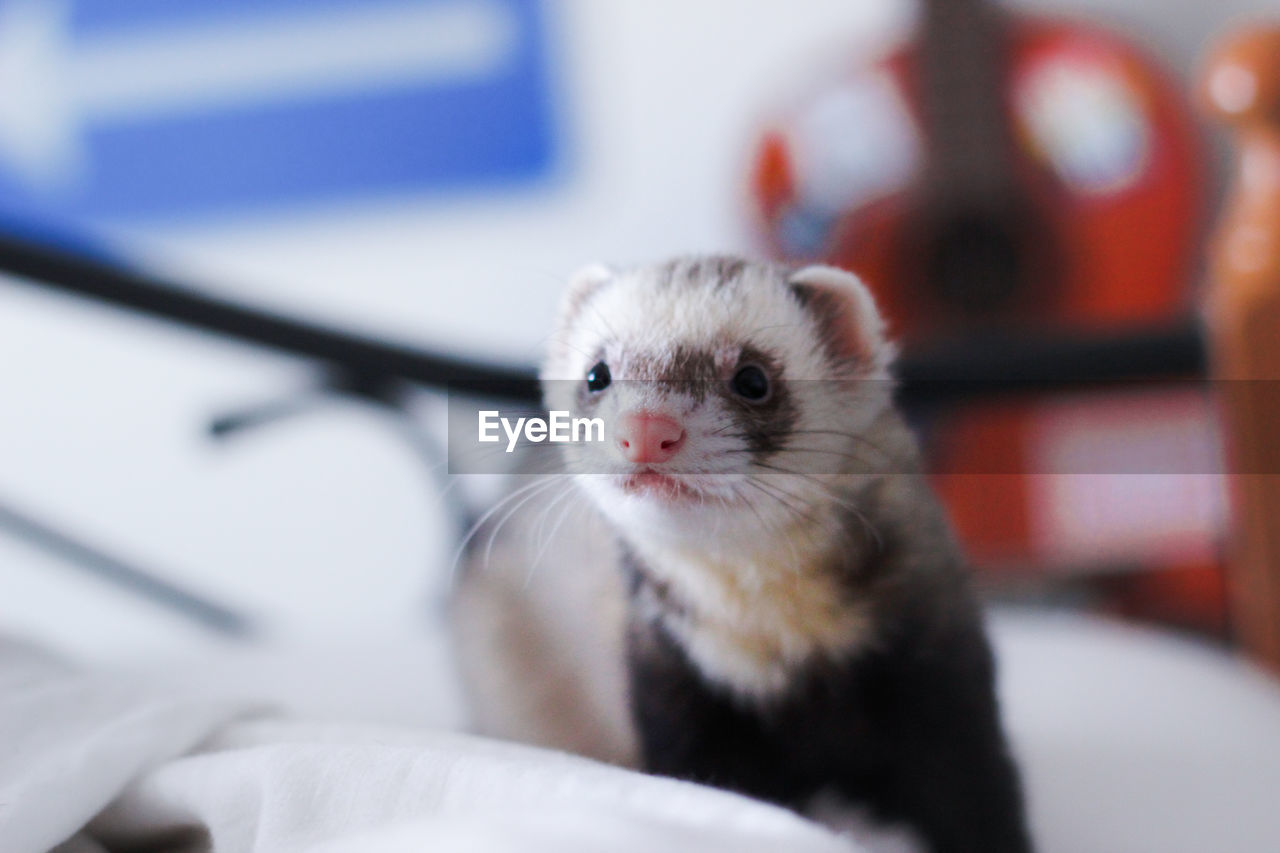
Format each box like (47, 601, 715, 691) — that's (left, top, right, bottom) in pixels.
(0, 0, 1272, 664)
(0, 0, 909, 662)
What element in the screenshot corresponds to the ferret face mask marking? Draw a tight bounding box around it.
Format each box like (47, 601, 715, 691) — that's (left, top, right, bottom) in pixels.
(542, 257, 894, 550)
(527, 257, 1033, 851)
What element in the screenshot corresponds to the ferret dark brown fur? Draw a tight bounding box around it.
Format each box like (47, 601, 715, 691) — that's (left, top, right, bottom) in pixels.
(458, 256, 1032, 853)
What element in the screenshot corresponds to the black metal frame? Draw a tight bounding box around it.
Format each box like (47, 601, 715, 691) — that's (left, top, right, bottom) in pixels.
(0, 232, 1208, 635)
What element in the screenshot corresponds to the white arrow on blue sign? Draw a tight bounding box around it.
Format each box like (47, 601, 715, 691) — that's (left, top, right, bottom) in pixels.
(0, 0, 556, 224)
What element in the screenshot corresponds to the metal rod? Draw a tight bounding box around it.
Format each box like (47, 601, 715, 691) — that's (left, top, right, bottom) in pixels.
(0, 231, 1210, 634)
(896, 322, 1208, 407)
(0, 234, 541, 401)
(0, 499, 252, 637)
(0, 233, 1207, 409)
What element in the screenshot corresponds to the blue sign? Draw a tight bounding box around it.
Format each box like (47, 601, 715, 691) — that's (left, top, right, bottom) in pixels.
(0, 0, 556, 224)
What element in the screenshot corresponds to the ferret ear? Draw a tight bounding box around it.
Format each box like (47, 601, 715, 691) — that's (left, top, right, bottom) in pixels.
(544, 263, 614, 383)
(556, 263, 614, 326)
(788, 265, 887, 364)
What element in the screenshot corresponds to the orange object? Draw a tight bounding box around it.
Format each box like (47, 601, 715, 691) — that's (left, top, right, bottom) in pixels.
(749, 2, 1211, 610)
(1200, 22, 1280, 669)
(750, 9, 1204, 342)
(929, 388, 1225, 572)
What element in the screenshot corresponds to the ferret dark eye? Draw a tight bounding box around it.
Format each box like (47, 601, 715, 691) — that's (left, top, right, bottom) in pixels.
(586, 361, 612, 393)
(731, 365, 770, 401)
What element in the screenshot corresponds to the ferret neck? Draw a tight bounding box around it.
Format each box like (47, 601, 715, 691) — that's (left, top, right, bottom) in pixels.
(625, 502, 848, 579)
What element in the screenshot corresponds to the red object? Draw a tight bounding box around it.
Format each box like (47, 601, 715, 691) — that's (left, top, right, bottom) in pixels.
(748, 9, 1220, 631)
(750, 17, 1204, 342)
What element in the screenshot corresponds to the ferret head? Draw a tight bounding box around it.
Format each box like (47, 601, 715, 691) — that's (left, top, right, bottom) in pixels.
(541, 256, 895, 550)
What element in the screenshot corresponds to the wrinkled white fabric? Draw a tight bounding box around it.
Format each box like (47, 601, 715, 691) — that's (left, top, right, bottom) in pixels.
(0, 640, 254, 853)
(8, 614, 1280, 853)
(0, 639, 856, 853)
(91, 719, 857, 853)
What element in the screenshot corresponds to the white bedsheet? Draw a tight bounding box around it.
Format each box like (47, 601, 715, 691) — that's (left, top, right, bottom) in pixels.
(0, 638, 857, 853)
(8, 612, 1280, 853)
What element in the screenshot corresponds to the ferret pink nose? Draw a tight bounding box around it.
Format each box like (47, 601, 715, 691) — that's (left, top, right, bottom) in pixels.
(616, 412, 686, 464)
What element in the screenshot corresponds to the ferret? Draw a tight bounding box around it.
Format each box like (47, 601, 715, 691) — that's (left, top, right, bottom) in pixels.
(453, 256, 1032, 853)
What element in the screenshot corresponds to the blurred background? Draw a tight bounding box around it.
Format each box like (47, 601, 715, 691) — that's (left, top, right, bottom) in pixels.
(0, 0, 1277, 714)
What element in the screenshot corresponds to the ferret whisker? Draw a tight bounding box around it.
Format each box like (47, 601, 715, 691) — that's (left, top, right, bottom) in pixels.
(783, 447, 878, 469)
(736, 481, 806, 572)
(751, 463, 884, 552)
(751, 461, 861, 492)
(720, 445, 879, 471)
(482, 477, 566, 576)
(529, 478, 579, 560)
(516, 330, 560, 361)
(530, 474, 569, 535)
(435, 473, 465, 503)
(757, 461, 860, 502)
(737, 480, 797, 530)
(449, 476, 562, 585)
(740, 492, 781, 540)
(543, 334, 598, 363)
(786, 429, 894, 459)
(710, 428, 890, 463)
(728, 426, 891, 455)
(524, 486, 586, 590)
(744, 476, 823, 528)
(754, 472, 843, 525)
